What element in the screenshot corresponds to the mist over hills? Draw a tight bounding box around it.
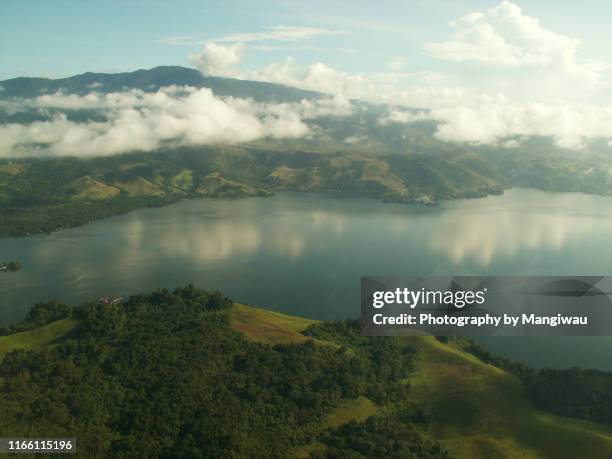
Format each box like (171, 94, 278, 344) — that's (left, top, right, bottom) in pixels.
(2, 65, 610, 158)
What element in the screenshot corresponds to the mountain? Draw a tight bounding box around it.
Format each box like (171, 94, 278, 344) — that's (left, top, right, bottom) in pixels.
(1, 286, 611, 458)
(0, 65, 322, 103)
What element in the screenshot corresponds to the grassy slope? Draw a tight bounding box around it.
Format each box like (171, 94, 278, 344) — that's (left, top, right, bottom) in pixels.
(321, 397, 378, 430)
(0, 319, 78, 359)
(69, 176, 121, 200)
(229, 303, 318, 345)
(410, 337, 612, 458)
(2, 307, 611, 458)
(231, 304, 377, 458)
(230, 304, 612, 459)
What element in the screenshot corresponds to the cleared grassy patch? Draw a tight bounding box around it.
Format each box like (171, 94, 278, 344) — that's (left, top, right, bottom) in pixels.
(292, 442, 327, 459)
(117, 177, 166, 197)
(0, 164, 25, 175)
(170, 169, 194, 190)
(197, 173, 266, 197)
(70, 177, 121, 201)
(322, 396, 378, 429)
(410, 336, 612, 458)
(229, 303, 318, 345)
(117, 162, 148, 172)
(268, 166, 323, 190)
(0, 319, 78, 359)
(293, 398, 378, 458)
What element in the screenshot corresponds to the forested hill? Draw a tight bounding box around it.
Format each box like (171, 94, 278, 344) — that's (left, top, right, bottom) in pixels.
(1, 287, 612, 458)
(2, 145, 611, 238)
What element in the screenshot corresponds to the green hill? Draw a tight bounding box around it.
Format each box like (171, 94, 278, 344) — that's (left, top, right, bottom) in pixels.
(0, 288, 611, 458)
(410, 337, 612, 458)
(67, 176, 121, 200)
(3, 141, 612, 238)
(233, 304, 612, 458)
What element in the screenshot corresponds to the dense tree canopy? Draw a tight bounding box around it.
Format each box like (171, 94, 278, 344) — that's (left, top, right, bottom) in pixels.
(0, 286, 447, 458)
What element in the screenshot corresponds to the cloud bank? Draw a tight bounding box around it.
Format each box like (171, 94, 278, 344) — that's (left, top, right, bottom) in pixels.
(0, 87, 353, 157)
(382, 96, 612, 150)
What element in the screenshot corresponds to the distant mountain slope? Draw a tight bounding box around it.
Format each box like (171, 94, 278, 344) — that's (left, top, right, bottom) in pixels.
(0, 65, 322, 103)
(0, 146, 508, 237)
(2, 145, 612, 238)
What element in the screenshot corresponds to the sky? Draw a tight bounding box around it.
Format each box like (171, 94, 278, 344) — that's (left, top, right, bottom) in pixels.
(2, 1, 611, 81)
(2, 0, 612, 156)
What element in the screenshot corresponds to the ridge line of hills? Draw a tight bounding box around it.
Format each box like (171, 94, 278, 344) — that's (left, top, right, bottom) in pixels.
(0, 65, 324, 103)
(2, 144, 611, 238)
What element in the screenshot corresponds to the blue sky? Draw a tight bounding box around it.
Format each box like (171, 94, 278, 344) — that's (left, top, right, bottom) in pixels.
(2, 0, 612, 80)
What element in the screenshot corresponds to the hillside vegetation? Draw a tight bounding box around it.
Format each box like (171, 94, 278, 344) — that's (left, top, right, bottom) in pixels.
(2, 143, 611, 237)
(0, 287, 611, 458)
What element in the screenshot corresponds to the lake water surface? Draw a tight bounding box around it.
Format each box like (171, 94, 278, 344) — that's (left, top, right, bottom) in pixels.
(2, 188, 612, 370)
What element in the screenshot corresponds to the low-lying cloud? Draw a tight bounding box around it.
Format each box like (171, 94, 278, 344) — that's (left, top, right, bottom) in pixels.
(382, 98, 612, 149)
(0, 86, 353, 157)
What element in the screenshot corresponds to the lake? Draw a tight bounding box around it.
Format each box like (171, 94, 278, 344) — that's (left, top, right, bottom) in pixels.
(2, 188, 612, 370)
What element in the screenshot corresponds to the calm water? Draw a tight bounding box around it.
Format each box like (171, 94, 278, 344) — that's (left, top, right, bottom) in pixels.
(2, 189, 612, 370)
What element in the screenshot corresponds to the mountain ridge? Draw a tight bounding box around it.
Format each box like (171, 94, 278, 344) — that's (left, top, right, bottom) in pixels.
(0, 65, 325, 103)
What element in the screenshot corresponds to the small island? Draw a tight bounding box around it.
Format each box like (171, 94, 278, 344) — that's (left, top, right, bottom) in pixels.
(0, 261, 21, 272)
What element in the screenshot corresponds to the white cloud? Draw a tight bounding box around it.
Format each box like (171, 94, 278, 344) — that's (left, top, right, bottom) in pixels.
(190, 40, 412, 101)
(388, 57, 407, 71)
(187, 41, 612, 150)
(162, 25, 343, 48)
(379, 109, 431, 125)
(0, 87, 356, 158)
(211, 25, 344, 43)
(383, 94, 612, 150)
(344, 135, 367, 144)
(191, 43, 457, 108)
(430, 98, 612, 149)
(189, 42, 244, 76)
(243, 59, 386, 101)
(297, 95, 353, 118)
(158, 36, 204, 46)
(301, 63, 361, 94)
(425, 1, 607, 83)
